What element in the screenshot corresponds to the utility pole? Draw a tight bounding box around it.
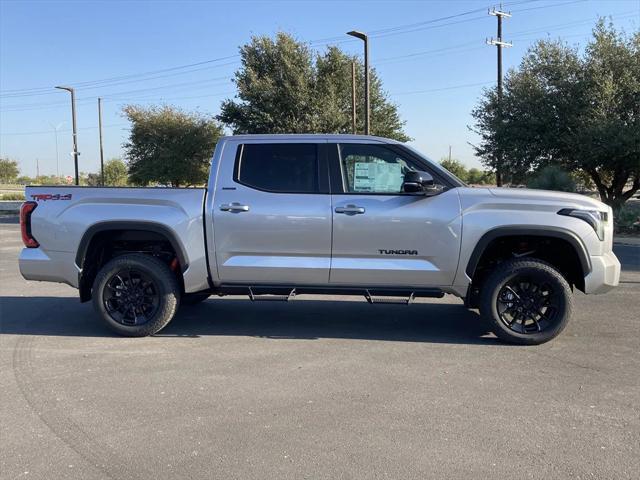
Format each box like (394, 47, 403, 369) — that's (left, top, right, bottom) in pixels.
(347, 30, 370, 135)
(98, 97, 105, 186)
(55, 86, 79, 185)
(351, 62, 357, 134)
(54, 128, 59, 178)
(48, 122, 65, 178)
(448, 145, 452, 162)
(36, 158, 40, 179)
(487, 5, 512, 187)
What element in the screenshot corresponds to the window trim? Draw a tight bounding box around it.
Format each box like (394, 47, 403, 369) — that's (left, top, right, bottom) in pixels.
(328, 143, 458, 195)
(233, 143, 330, 195)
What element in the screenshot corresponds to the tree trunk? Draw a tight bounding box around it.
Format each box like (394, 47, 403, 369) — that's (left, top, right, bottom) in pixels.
(588, 168, 639, 210)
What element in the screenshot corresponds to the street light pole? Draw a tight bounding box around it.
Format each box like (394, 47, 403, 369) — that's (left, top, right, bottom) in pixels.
(98, 97, 105, 186)
(55, 86, 79, 185)
(347, 30, 370, 135)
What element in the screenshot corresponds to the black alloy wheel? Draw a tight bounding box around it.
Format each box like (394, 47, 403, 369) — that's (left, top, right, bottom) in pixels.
(103, 268, 160, 326)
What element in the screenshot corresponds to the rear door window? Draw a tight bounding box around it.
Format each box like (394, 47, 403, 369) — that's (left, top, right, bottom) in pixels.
(236, 144, 319, 193)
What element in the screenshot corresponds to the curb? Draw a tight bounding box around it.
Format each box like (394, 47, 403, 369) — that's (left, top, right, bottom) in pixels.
(0, 201, 22, 213)
(614, 235, 640, 246)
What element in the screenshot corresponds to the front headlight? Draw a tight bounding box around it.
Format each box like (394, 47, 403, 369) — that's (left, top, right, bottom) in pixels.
(558, 208, 607, 241)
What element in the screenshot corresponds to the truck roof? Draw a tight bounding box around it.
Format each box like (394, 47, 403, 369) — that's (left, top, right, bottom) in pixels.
(219, 134, 404, 144)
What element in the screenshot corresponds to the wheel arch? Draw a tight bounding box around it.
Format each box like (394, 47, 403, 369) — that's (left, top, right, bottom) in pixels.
(466, 226, 591, 281)
(76, 221, 189, 302)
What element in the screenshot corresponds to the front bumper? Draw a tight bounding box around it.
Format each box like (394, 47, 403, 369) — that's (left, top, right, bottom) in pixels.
(584, 251, 621, 294)
(19, 248, 80, 288)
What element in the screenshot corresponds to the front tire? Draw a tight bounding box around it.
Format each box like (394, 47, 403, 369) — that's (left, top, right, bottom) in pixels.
(92, 253, 180, 337)
(479, 258, 573, 345)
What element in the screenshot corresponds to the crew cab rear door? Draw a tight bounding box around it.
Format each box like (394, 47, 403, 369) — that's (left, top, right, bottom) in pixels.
(211, 140, 332, 285)
(328, 141, 462, 287)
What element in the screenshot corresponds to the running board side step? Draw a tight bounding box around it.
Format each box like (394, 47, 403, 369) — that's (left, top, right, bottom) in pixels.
(365, 290, 415, 305)
(215, 284, 444, 301)
(248, 287, 296, 302)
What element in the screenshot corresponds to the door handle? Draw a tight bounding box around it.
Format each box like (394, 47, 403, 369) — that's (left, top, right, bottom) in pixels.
(220, 202, 250, 212)
(335, 205, 365, 215)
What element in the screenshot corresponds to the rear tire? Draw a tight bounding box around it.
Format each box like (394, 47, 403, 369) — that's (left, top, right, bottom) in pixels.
(92, 253, 180, 337)
(479, 258, 573, 345)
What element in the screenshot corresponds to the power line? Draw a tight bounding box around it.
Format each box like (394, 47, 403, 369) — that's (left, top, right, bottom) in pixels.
(0, 0, 592, 101)
(375, 42, 483, 66)
(0, 54, 240, 97)
(0, 78, 234, 111)
(0, 123, 128, 137)
(310, 0, 544, 45)
(0, 1, 544, 98)
(313, 0, 585, 45)
(391, 81, 494, 96)
(509, 10, 639, 38)
(0, 61, 239, 100)
(0, 80, 492, 137)
(0, 0, 626, 115)
(374, 7, 635, 67)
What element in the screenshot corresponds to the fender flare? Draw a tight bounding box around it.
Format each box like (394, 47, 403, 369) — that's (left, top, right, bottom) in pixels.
(75, 220, 189, 272)
(465, 226, 592, 279)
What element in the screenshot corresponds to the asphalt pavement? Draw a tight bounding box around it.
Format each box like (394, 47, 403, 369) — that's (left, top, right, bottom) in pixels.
(1, 222, 639, 480)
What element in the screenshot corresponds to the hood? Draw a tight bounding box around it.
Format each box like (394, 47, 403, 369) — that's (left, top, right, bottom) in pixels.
(488, 188, 608, 211)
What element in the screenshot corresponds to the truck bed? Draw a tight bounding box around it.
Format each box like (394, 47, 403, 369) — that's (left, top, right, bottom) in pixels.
(20, 186, 209, 293)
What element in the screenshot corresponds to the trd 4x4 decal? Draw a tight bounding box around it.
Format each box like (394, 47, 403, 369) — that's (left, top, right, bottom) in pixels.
(31, 193, 72, 201)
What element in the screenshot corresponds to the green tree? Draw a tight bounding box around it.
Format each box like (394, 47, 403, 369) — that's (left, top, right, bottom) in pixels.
(471, 20, 640, 208)
(0, 158, 19, 183)
(219, 32, 410, 141)
(103, 158, 128, 186)
(123, 106, 224, 187)
(439, 158, 468, 181)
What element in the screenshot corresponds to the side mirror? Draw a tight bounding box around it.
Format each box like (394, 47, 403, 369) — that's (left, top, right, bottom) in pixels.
(402, 170, 439, 195)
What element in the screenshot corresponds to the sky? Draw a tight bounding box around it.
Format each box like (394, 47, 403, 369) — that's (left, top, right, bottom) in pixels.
(1, 0, 638, 178)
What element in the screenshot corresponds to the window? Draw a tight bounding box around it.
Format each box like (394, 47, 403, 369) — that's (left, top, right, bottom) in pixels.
(237, 144, 319, 193)
(339, 144, 418, 194)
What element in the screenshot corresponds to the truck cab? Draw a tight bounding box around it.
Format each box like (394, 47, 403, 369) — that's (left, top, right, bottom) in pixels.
(206, 135, 463, 289)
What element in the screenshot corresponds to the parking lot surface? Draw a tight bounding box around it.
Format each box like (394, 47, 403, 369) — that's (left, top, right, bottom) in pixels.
(1, 222, 639, 479)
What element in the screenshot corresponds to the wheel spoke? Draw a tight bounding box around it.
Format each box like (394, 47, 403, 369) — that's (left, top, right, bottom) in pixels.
(505, 286, 521, 300)
(532, 316, 542, 331)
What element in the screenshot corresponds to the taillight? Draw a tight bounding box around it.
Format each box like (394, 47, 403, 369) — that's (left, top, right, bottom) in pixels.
(20, 201, 39, 248)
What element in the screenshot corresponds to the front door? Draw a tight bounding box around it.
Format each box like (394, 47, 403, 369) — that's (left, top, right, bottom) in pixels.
(213, 141, 332, 285)
(329, 142, 462, 287)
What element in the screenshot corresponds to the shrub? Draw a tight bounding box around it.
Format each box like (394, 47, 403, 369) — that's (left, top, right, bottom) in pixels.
(614, 203, 640, 235)
(439, 158, 468, 181)
(527, 166, 576, 192)
(0, 192, 25, 201)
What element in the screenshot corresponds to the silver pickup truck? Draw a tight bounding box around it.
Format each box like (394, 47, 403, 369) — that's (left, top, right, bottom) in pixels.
(19, 134, 621, 344)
